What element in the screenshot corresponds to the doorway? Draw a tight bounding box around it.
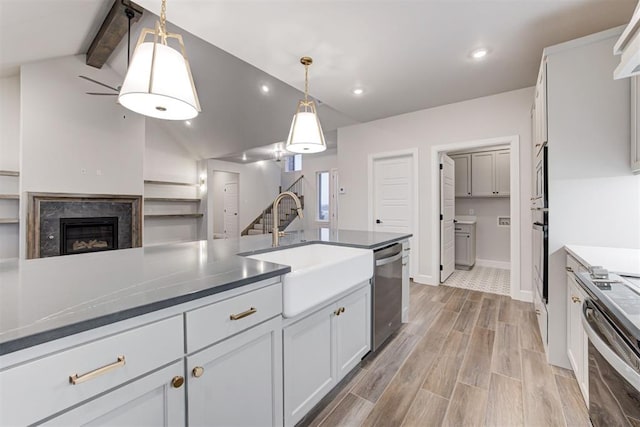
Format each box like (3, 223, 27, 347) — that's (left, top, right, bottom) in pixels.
(431, 136, 524, 301)
(368, 149, 419, 278)
(212, 171, 239, 239)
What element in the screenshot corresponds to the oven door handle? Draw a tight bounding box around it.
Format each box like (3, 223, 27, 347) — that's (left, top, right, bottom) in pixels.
(532, 222, 547, 231)
(375, 252, 403, 267)
(582, 307, 640, 390)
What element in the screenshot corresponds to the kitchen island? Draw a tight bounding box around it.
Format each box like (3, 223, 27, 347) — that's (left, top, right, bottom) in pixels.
(0, 228, 410, 426)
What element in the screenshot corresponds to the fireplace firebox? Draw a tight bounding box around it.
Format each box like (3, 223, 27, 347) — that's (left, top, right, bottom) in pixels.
(60, 217, 119, 255)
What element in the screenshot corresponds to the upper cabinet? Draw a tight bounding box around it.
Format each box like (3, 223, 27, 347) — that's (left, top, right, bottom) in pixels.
(466, 149, 510, 197)
(631, 77, 640, 173)
(533, 57, 548, 156)
(613, 3, 640, 80)
(453, 154, 471, 197)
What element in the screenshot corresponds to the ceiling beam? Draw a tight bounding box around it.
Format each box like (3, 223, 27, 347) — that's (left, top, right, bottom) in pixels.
(86, 0, 143, 69)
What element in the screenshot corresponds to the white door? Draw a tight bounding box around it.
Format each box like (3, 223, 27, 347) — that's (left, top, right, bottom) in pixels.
(223, 180, 239, 238)
(440, 154, 455, 282)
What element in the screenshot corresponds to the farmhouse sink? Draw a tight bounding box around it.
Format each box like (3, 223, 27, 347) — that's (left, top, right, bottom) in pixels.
(246, 244, 373, 318)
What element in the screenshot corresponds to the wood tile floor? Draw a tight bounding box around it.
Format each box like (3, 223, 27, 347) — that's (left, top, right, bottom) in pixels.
(299, 283, 590, 427)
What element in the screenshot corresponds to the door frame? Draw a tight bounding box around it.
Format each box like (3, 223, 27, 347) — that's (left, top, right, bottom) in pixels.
(211, 169, 240, 239)
(367, 148, 419, 278)
(430, 135, 526, 301)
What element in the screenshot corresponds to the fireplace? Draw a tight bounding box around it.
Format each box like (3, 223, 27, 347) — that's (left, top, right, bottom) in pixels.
(60, 217, 119, 255)
(26, 192, 142, 259)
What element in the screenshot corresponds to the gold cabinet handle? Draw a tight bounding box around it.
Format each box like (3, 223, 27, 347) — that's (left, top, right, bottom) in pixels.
(171, 376, 185, 388)
(566, 266, 573, 272)
(230, 307, 257, 321)
(340, 307, 345, 314)
(334, 307, 346, 316)
(572, 296, 582, 304)
(69, 355, 125, 385)
(535, 309, 541, 315)
(192, 366, 204, 378)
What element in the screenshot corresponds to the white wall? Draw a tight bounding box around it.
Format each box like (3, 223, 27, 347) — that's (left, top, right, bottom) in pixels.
(338, 87, 533, 293)
(282, 150, 338, 230)
(207, 159, 281, 238)
(20, 55, 145, 196)
(0, 76, 20, 258)
(456, 198, 510, 264)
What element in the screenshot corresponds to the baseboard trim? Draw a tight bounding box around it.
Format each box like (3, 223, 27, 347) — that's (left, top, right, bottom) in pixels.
(413, 274, 438, 286)
(475, 259, 510, 270)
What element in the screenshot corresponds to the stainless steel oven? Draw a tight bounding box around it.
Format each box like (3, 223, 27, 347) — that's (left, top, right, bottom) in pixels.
(531, 144, 548, 302)
(372, 243, 403, 351)
(532, 145, 547, 209)
(582, 299, 640, 426)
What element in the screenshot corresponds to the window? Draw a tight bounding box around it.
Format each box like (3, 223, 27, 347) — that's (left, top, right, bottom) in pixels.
(317, 171, 330, 222)
(284, 154, 302, 172)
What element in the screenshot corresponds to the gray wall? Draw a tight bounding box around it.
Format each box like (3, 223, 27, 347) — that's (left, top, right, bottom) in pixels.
(456, 198, 510, 264)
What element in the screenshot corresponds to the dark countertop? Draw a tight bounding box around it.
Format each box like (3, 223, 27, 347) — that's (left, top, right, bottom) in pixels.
(0, 229, 411, 355)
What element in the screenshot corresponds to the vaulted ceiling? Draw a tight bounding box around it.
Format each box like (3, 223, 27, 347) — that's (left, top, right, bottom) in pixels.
(1, 0, 636, 160)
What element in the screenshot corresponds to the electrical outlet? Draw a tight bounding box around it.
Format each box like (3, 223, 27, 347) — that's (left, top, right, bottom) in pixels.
(498, 216, 511, 227)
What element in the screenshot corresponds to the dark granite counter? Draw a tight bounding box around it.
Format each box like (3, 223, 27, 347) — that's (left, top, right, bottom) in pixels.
(0, 229, 410, 355)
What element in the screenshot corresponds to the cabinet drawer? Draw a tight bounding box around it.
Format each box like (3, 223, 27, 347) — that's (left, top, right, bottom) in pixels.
(0, 315, 183, 426)
(454, 223, 474, 233)
(186, 283, 282, 353)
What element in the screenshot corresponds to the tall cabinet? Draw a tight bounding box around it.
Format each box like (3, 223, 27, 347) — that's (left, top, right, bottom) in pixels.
(532, 27, 634, 369)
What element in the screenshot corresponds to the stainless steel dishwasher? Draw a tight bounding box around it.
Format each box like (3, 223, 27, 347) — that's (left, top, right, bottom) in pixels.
(372, 243, 403, 351)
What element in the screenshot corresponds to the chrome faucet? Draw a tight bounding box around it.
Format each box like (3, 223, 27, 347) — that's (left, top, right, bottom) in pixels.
(272, 191, 303, 247)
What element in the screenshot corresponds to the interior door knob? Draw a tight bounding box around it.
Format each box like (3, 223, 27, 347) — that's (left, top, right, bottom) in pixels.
(376, 219, 382, 224)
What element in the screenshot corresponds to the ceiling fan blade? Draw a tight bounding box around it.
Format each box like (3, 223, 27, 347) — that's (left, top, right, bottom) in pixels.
(86, 92, 119, 96)
(78, 75, 120, 92)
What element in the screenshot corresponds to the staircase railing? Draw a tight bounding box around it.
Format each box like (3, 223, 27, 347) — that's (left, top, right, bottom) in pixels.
(241, 175, 304, 236)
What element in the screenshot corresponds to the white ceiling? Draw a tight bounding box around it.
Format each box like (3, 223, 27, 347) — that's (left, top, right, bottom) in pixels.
(136, 0, 636, 122)
(1, 0, 636, 161)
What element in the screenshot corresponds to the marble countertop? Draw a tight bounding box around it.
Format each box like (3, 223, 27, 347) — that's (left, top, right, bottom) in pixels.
(564, 245, 640, 276)
(0, 228, 411, 355)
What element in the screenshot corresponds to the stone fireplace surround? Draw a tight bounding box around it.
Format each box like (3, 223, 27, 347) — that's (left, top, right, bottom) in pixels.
(27, 193, 142, 259)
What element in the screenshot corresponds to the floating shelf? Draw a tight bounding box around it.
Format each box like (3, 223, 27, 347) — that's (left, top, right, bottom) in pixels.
(0, 194, 19, 200)
(144, 180, 197, 187)
(144, 213, 203, 219)
(0, 218, 19, 224)
(0, 170, 19, 177)
(144, 197, 201, 203)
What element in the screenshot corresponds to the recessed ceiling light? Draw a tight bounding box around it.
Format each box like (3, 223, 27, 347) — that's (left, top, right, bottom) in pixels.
(242, 153, 247, 161)
(471, 48, 489, 60)
(185, 120, 192, 126)
(260, 84, 270, 93)
(352, 88, 364, 95)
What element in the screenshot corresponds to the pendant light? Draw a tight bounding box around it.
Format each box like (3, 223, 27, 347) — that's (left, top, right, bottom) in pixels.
(285, 57, 326, 154)
(118, 0, 201, 120)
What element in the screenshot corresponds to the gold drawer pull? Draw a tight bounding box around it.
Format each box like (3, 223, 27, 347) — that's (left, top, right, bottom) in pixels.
(230, 307, 257, 321)
(69, 356, 125, 385)
(334, 307, 346, 316)
(572, 296, 582, 304)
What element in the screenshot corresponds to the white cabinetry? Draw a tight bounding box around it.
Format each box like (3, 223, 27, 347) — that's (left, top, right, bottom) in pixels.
(0, 316, 184, 426)
(533, 283, 548, 353)
(187, 317, 283, 427)
(631, 76, 640, 173)
(471, 150, 510, 197)
(533, 57, 548, 155)
(402, 240, 410, 322)
(566, 256, 589, 406)
(283, 283, 371, 427)
(454, 223, 476, 269)
(43, 361, 186, 426)
(452, 154, 471, 197)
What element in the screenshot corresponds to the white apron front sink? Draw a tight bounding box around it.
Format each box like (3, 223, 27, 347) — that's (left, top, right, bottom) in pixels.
(246, 244, 373, 318)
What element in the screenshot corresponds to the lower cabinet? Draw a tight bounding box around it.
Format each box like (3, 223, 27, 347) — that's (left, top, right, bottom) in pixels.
(533, 282, 548, 352)
(283, 283, 371, 427)
(566, 272, 589, 405)
(43, 361, 186, 426)
(187, 316, 283, 427)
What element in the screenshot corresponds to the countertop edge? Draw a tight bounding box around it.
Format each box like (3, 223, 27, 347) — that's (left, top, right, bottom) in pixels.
(565, 245, 640, 276)
(0, 266, 290, 356)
